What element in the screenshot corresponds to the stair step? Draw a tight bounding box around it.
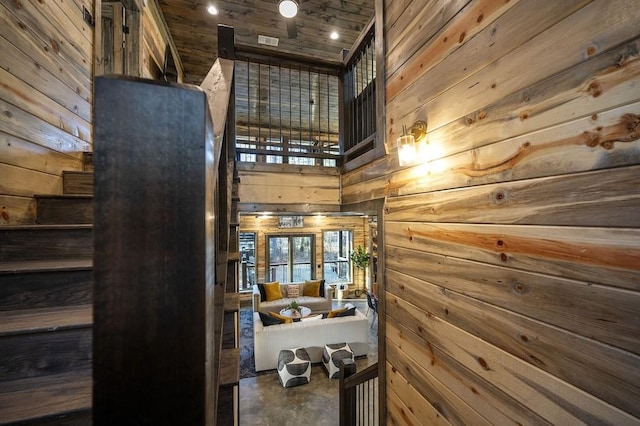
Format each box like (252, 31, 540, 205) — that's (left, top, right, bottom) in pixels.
(0, 326, 91, 384)
(219, 348, 239, 387)
(0, 226, 92, 262)
(0, 260, 93, 311)
(63, 171, 93, 195)
(0, 306, 92, 388)
(0, 371, 92, 425)
(0, 305, 93, 337)
(35, 195, 93, 225)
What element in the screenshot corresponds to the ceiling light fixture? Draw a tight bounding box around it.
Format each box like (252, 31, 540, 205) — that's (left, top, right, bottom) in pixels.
(207, 5, 218, 15)
(330, 31, 339, 40)
(278, 0, 298, 18)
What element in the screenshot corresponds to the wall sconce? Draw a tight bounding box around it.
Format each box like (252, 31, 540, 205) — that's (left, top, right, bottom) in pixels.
(396, 120, 428, 166)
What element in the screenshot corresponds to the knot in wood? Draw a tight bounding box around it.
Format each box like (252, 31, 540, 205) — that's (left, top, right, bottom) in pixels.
(583, 130, 600, 147)
(588, 81, 603, 97)
(477, 357, 490, 370)
(511, 282, 528, 294)
(492, 189, 509, 205)
(623, 113, 639, 137)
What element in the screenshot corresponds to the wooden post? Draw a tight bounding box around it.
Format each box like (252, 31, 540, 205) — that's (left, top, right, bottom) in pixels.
(93, 76, 218, 425)
(339, 358, 357, 426)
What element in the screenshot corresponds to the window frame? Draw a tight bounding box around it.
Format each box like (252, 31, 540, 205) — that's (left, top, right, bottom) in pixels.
(266, 233, 315, 283)
(322, 229, 353, 284)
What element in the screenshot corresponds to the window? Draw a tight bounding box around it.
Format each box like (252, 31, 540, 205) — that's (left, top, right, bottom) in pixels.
(239, 232, 256, 291)
(268, 235, 314, 283)
(323, 230, 352, 283)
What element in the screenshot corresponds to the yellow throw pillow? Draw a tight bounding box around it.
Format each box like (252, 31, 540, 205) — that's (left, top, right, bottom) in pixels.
(268, 311, 293, 324)
(303, 280, 321, 297)
(326, 307, 347, 318)
(264, 281, 283, 301)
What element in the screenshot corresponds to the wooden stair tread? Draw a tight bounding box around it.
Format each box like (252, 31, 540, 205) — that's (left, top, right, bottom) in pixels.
(224, 293, 239, 313)
(219, 348, 239, 387)
(62, 171, 93, 176)
(0, 224, 93, 231)
(0, 371, 92, 424)
(34, 194, 93, 199)
(0, 305, 92, 336)
(0, 258, 93, 273)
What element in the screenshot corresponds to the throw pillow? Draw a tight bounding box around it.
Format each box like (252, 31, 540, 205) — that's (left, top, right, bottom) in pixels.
(268, 311, 293, 324)
(326, 307, 347, 318)
(287, 284, 301, 298)
(301, 314, 323, 322)
(259, 311, 283, 326)
(319, 279, 326, 297)
(257, 284, 267, 302)
(336, 307, 356, 317)
(264, 281, 283, 301)
(303, 280, 321, 297)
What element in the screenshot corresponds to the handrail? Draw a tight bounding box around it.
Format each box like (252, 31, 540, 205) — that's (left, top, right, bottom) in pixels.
(340, 360, 379, 426)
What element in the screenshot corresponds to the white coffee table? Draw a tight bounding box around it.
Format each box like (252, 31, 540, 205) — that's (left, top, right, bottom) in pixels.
(279, 306, 312, 319)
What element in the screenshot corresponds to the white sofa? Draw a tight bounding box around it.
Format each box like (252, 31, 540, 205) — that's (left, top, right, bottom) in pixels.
(252, 282, 334, 313)
(253, 309, 369, 372)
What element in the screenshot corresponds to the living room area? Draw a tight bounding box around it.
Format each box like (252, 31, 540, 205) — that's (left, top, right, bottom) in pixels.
(238, 297, 378, 424)
(234, 212, 380, 423)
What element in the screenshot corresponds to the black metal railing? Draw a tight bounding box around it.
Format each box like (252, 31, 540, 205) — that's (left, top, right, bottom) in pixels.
(342, 23, 376, 162)
(340, 360, 379, 426)
(234, 49, 342, 166)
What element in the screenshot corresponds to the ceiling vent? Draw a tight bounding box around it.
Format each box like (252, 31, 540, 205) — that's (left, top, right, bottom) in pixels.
(258, 35, 279, 47)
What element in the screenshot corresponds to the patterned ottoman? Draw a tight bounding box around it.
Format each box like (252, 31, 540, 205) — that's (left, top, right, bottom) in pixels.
(322, 342, 354, 378)
(277, 347, 311, 388)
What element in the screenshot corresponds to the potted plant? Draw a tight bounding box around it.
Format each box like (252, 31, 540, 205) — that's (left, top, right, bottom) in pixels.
(350, 245, 371, 270)
(350, 245, 370, 296)
(285, 300, 302, 314)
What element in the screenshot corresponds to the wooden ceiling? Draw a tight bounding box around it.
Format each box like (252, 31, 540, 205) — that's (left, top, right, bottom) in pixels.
(157, 0, 375, 84)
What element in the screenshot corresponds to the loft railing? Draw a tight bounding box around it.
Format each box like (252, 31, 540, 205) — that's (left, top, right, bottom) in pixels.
(342, 22, 376, 163)
(340, 360, 379, 426)
(234, 48, 342, 167)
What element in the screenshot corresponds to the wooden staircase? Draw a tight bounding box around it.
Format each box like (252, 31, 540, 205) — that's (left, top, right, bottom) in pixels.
(0, 154, 241, 424)
(0, 166, 94, 425)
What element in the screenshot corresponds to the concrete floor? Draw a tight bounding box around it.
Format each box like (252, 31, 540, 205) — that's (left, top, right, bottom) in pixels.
(239, 299, 379, 425)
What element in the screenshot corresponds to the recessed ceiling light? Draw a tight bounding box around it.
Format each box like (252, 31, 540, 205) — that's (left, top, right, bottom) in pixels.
(207, 5, 218, 15)
(279, 0, 298, 18)
(330, 31, 339, 40)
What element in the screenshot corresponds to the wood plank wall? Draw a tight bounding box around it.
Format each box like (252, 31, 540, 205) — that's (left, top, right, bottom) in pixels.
(1, 0, 94, 224)
(1, 0, 181, 225)
(237, 162, 341, 213)
(343, 0, 640, 424)
(240, 214, 368, 288)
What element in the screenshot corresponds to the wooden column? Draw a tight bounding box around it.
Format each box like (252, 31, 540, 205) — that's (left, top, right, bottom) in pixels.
(93, 76, 217, 424)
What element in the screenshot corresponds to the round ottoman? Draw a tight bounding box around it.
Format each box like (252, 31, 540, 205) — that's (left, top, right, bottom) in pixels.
(277, 347, 311, 388)
(322, 342, 354, 378)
